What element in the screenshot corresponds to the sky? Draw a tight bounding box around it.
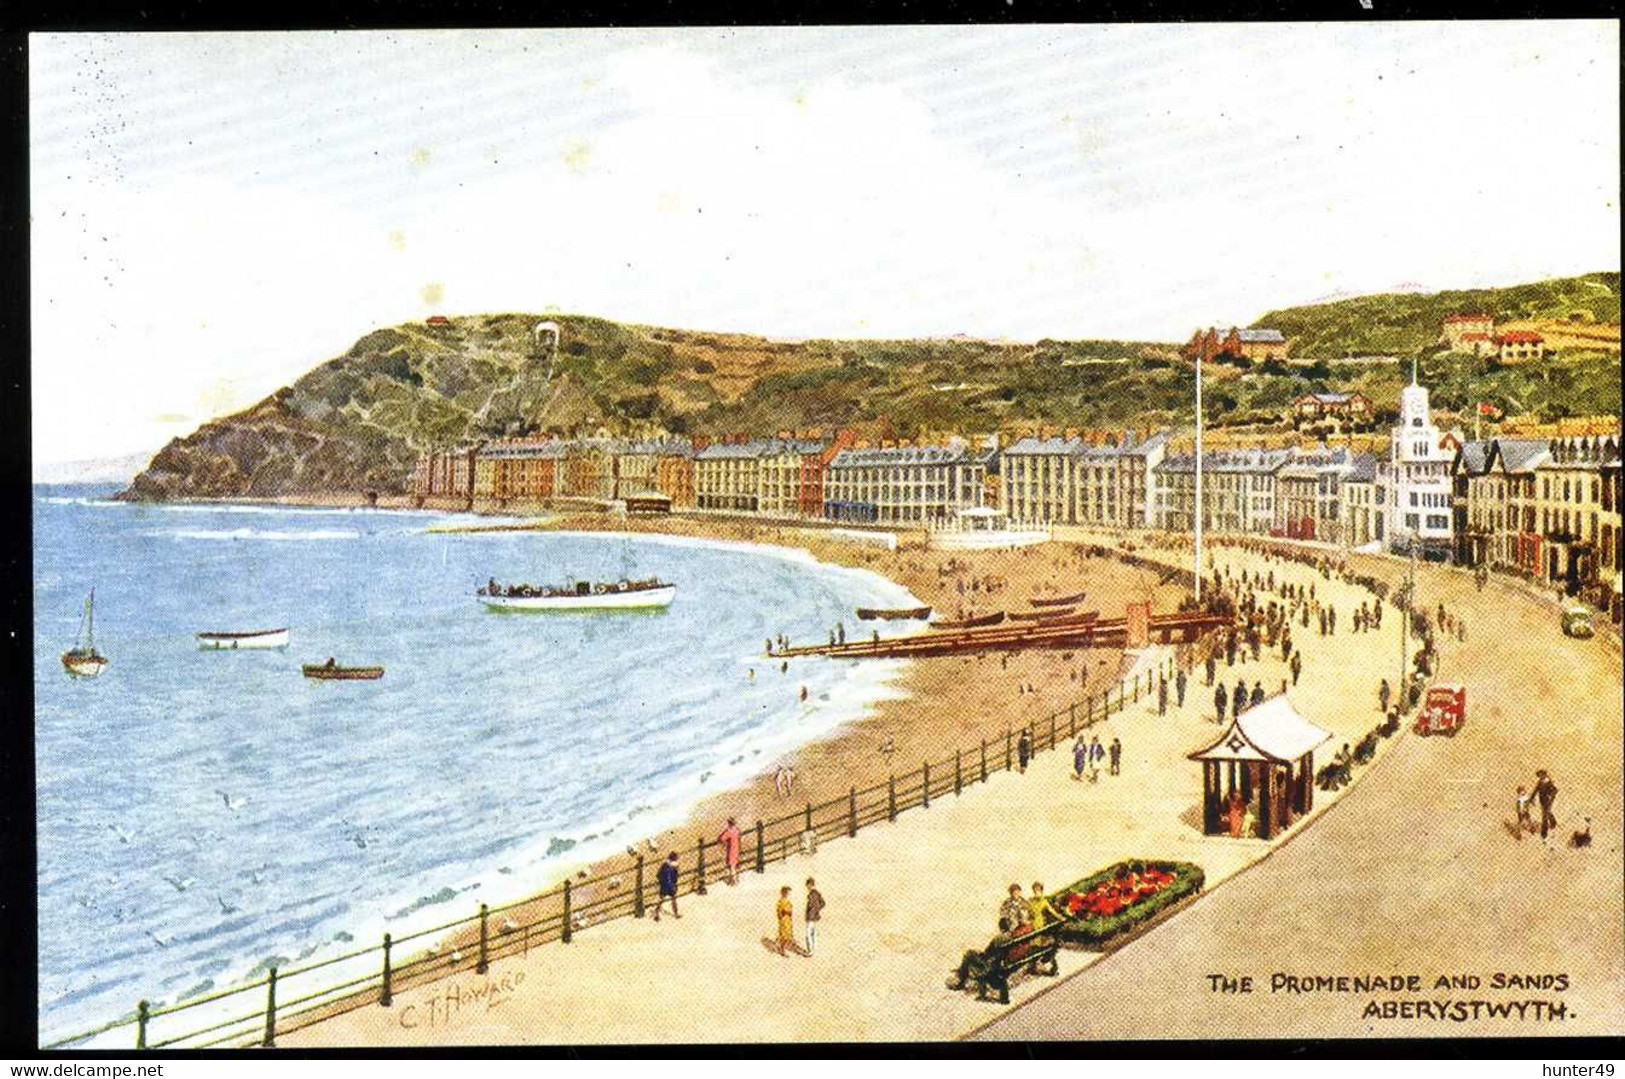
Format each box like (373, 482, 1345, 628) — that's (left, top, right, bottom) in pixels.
(29, 24, 1621, 469)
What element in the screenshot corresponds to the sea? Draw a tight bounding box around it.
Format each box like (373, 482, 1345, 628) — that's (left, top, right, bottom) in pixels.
(32, 486, 919, 1045)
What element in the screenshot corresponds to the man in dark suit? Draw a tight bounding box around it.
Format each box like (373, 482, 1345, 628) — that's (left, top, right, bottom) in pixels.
(1533, 770, 1559, 840)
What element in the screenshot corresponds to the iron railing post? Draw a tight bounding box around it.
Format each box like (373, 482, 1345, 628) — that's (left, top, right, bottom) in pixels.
(635, 855, 645, 918)
(848, 787, 857, 837)
(923, 762, 930, 808)
(136, 1000, 149, 1050)
(755, 820, 765, 872)
(262, 968, 277, 1048)
(477, 903, 489, 974)
(888, 775, 896, 821)
(696, 837, 707, 895)
(955, 749, 962, 795)
(562, 881, 573, 943)
(381, 934, 393, 1006)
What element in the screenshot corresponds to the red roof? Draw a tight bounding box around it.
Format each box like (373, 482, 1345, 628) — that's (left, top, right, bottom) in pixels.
(1496, 330, 1544, 344)
(426, 315, 450, 325)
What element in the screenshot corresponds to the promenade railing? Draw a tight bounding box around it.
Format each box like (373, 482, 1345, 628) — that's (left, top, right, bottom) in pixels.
(46, 643, 1192, 1051)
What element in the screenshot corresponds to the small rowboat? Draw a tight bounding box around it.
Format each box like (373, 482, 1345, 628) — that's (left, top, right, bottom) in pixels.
(1030, 589, 1088, 608)
(856, 605, 932, 621)
(197, 628, 290, 650)
(302, 664, 384, 681)
(929, 611, 1006, 631)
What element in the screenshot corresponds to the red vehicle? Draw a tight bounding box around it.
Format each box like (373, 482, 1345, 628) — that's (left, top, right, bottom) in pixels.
(1415, 683, 1466, 737)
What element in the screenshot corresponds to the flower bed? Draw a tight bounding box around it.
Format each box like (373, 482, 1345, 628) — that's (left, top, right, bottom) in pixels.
(1048, 860, 1204, 949)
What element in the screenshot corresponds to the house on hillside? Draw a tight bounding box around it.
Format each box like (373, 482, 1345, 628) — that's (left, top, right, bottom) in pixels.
(1291, 392, 1372, 430)
(1441, 313, 1495, 355)
(1495, 330, 1547, 363)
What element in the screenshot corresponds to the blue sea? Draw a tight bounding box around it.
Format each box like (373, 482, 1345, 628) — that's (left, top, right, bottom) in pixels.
(33, 486, 918, 1044)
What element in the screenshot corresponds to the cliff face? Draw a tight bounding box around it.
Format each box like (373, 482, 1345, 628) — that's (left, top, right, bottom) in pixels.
(119, 316, 641, 501)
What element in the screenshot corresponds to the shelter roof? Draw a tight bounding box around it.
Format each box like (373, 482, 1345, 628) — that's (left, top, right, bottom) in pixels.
(1189, 695, 1332, 764)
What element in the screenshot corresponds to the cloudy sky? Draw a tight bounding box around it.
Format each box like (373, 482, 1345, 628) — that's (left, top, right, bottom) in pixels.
(29, 24, 1620, 468)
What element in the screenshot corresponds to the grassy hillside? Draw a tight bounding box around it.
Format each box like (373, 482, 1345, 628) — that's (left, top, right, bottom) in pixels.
(122, 283, 1622, 501)
(1253, 272, 1621, 357)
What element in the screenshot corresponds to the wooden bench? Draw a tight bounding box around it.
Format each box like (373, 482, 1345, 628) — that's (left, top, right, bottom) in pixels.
(970, 926, 1062, 1004)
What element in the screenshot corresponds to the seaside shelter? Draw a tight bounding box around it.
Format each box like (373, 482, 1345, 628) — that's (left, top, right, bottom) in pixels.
(1189, 695, 1331, 840)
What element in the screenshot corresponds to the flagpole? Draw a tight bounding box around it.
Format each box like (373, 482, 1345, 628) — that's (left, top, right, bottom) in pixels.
(1194, 349, 1204, 603)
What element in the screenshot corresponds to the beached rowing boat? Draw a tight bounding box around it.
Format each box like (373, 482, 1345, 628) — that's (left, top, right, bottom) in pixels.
(196, 627, 290, 650)
(302, 663, 384, 681)
(1008, 607, 1076, 621)
(477, 577, 676, 612)
(856, 605, 932, 621)
(1030, 589, 1088, 608)
(929, 611, 1006, 631)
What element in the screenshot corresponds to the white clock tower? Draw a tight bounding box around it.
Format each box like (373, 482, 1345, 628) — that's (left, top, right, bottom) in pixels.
(1383, 361, 1454, 556)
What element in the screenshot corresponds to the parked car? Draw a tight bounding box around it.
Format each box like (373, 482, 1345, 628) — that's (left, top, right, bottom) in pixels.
(1561, 605, 1595, 639)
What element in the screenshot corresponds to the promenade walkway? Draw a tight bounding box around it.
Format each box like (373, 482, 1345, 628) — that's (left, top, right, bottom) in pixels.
(281, 541, 1404, 1045)
(974, 546, 1625, 1040)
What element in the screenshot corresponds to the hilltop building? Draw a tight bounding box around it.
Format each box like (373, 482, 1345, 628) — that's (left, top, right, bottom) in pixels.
(1292, 392, 1373, 430)
(1495, 330, 1547, 363)
(1441, 313, 1496, 356)
(1180, 326, 1289, 364)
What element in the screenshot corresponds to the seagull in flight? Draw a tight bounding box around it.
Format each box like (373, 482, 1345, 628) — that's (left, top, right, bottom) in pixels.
(147, 930, 172, 949)
(161, 875, 196, 892)
(216, 895, 240, 915)
(216, 791, 248, 811)
(107, 824, 134, 845)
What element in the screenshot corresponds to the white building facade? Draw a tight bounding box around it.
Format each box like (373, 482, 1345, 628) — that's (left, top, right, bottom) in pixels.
(1381, 373, 1455, 557)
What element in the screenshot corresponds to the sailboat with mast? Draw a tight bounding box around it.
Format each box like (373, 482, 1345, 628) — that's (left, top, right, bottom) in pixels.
(61, 589, 109, 678)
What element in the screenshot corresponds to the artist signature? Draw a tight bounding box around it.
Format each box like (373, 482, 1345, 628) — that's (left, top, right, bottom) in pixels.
(398, 970, 527, 1029)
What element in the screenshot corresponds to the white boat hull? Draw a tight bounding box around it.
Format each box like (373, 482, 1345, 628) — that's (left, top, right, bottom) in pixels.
(62, 655, 108, 678)
(480, 585, 676, 612)
(197, 628, 291, 650)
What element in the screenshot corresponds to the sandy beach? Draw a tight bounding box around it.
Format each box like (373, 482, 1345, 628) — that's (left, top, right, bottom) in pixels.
(273, 526, 1408, 1045)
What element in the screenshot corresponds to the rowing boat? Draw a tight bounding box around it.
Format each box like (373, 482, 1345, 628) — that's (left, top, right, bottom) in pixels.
(929, 611, 1006, 631)
(856, 605, 932, 621)
(1030, 589, 1088, 608)
(302, 664, 384, 681)
(1008, 606, 1075, 621)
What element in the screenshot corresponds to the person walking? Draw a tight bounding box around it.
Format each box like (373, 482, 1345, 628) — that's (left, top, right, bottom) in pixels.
(776, 886, 796, 956)
(1017, 729, 1032, 774)
(717, 817, 742, 886)
(804, 878, 825, 954)
(1214, 683, 1228, 724)
(1205, 654, 1216, 687)
(1378, 679, 1391, 715)
(653, 851, 681, 921)
(1533, 770, 1559, 841)
(1176, 667, 1187, 708)
(1158, 675, 1168, 716)
(1328, 607, 1337, 634)
(1290, 649, 1302, 686)
(1250, 681, 1265, 710)
(1090, 735, 1106, 772)
(1109, 736, 1122, 776)
(1514, 787, 1534, 839)
(1073, 736, 1088, 780)
(1232, 679, 1248, 718)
